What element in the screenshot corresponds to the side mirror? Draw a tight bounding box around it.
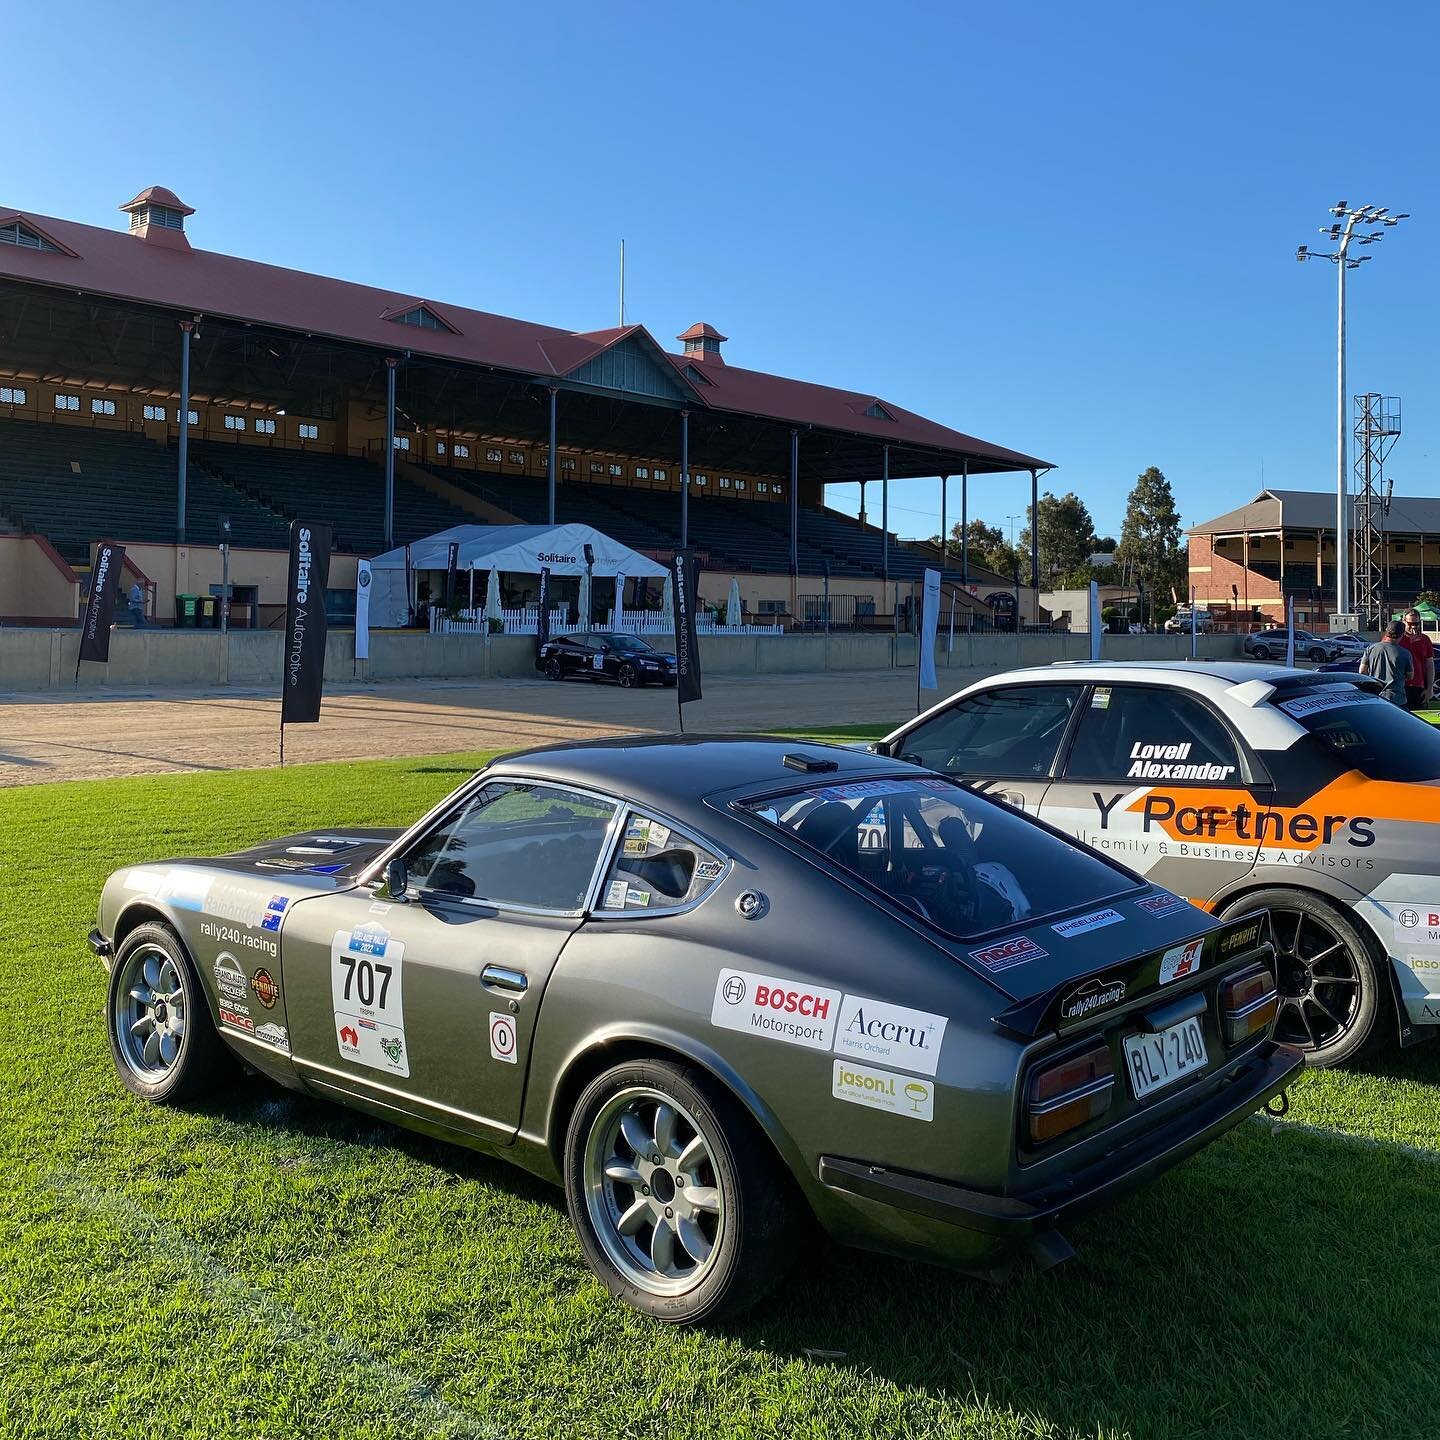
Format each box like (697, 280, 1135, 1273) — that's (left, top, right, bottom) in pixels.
(866, 739, 893, 757)
(381, 857, 409, 901)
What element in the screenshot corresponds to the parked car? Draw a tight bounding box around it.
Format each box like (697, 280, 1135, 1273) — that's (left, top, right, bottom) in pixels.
(874, 661, 1440, 1066)
(1164, 609, 1212, 634)
(1243, 628, 1338, 662)
(537, 631, 677, 687)
(1327, 633, 1370, 657)
(90, 738, 1296, 1323)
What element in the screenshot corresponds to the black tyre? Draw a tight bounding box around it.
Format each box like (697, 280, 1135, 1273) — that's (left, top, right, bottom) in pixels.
(1252, 645, 1272, 661)
(617, 662, 637, 689)
(107, 922, 234, 1103)
(544, 656, 563, 681)
(1219, 889, 1387, 1067)
(563, 1058, 800, 1323)
(1308, 646, 1326, 662)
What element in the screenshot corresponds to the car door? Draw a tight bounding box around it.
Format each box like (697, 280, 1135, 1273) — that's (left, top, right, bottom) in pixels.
(281, 778, 621, 1143)
(886, 683, 1085, 814)
(1038, 683, 1262, 903)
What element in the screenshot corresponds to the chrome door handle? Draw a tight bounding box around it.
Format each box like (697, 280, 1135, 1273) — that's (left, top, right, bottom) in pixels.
(481, 964, 528, 993)
(999, 790, 1026, 810)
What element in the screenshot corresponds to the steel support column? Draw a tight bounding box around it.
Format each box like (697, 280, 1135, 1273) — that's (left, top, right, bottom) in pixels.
(788, 429, 799, 577)
(177, 319, 192, 543)
(881, 445, 890, 583)
(384, 356, 398, 551)
(1030, 467, 1039, 591)
(680, 409, 690, 550)
(547, 386, 558, 525)
(939, 473, 948, 575)
(961, 460, 969, 582)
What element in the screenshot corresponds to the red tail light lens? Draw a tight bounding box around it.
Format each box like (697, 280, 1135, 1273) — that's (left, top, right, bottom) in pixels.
(1220, 963, 1278, 1045)
(1027, 1042, 1114, 1144)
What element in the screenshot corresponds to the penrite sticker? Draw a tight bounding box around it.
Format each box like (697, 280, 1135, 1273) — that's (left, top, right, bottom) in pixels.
(250, 969, 279, 1009)
(1159, 938, 1204, 985)
(970, 935, 1047, 972)
(1218, 919, 1264, 957)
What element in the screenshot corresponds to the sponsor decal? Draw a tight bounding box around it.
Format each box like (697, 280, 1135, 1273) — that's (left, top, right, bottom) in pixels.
(1051, 907, 1125, 940)
(213, 954, 250, 1004)
(695, 859, 724, 881)
(1159, 938, 1204, 985)
(254, 1022, 290, 1052)
(626, 887, 651, 908)
(200, 919, 278, 959)
(970, 935, 1047, 972)
(331, 927, 408, 1077)
(1218, 920, 1263, 958)
(831, 1060, 933, 1121)
(309, 864, 345, 874)
(711, 968, 841, 1050)
(1135, 892, 1190, 918)
(833, 996, 947, 1077)
(250, 969, 279, 1009)
(1278, 688, 1377, 719)
(603, 879, 629, 910)
(219, 1006, 254, 1033)
(260, 894, 289, 934)
(1125, 741, 1236, 783)
(1059, 975, 1128, 1023)
(814, 781, 905, 801)
(489, 1011, 518, 1064)
(622, 838, 647, 857)
(1118, 792, 1375, 851)
(1395, 908, 1440, 946)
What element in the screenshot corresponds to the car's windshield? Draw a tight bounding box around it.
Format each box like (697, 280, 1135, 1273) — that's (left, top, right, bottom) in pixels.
(742, 776, 1133, 938)
(598, 633, 654, 653)
(1276, 685, 1440, 782)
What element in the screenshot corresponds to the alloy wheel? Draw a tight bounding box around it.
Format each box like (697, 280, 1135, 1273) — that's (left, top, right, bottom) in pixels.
(583, 1087, 724, 1297)
(1268, 906, 1362, 1051)
(114, 943, 188, 1081)
(618, 663, 636, 688)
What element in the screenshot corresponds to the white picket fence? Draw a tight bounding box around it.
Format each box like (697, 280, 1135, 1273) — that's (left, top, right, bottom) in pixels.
(430, 607, 783, 637)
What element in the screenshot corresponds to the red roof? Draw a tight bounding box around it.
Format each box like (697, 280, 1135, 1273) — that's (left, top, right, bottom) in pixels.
(0, 204, 1050, 470)
(119, 186, 194, 216)
(678, 321, 728, 343)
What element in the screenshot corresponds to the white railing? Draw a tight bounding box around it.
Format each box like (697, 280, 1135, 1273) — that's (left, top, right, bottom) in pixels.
(430, 607, 784, 637)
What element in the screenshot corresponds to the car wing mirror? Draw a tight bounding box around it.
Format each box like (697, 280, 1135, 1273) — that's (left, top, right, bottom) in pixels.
(380, 857, 409, 901)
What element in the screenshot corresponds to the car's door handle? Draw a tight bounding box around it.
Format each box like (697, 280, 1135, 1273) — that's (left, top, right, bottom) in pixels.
(481, 964, 528, 993)
(999, 790, 1027, 810)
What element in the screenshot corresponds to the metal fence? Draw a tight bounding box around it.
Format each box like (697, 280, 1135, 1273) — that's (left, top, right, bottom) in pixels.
(431, 608, 783, 637)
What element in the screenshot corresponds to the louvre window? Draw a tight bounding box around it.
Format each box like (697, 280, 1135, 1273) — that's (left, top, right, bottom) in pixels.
(436, 441, 446, 456)
(562, 458, 577, 471)
(454, 443, 469, 458)
(591, 462, 605, 474)
(130, 205, 185, 233)
(635, 466, 649, 479)
(653, 467, 666, 482)
(486, 448, 503, 463)
(188, 409, 199, 426)
(143, 404, 166, 421)
(1, 386, 28, 405)
(390, 305, 452, 331)
(225, 414, 246, 431)
(683, 365, 712, 386)
(256, 418, 276, 434)
(393, 435, 410, 451)
(864, 401, 895, 421)
(55, 393, 79, 411)
(509, 450, 525, 465)
(718, 477, 731, 489)
(757, 482, 769, 494)
(91, 398, 116, 416)
(0, 219, 64, 253)
(299, 423, 318, 439)
(609, 463, 622, 476)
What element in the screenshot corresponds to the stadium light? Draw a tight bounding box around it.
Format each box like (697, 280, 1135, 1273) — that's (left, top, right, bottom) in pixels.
(1295, 201, 1410, 624)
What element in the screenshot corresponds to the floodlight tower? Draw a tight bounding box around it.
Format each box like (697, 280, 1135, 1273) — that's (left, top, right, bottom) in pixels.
(1352, 394, 1401, 632)
(1296, 201, 1409, 624)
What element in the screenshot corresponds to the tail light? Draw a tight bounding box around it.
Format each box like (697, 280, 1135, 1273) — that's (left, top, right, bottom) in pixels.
(1220, 963, 1278, 1045)
(1027, 1042, 1114, 1144)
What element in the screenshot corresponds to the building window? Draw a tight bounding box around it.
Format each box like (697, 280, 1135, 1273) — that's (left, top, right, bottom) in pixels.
(393, 435, 410, 451)
(864, 401, 895, 421)
(733, 478, 747, 491)
(608, 463, 622, 476)
(486, 448, 503, 463)
(694, 472, 708, 485)
(653, 467, 666, 482)
(91, 398, 116, 416)
(774, 483, 783, 495)
(256, 418, 276, 435)
(55, 393, 79, 411)
(435, 441, 446, 456)
(298, 423, 318, 440)
(718, 476, 731, 489)
(1, 386, 28, 405)
(453, 443, 469, 459)
(635, 466, 650, 479)
(759, 599, 787, 615)
(224, 414, 246, 431)
(0, 219, 65, 253)
(757, 482, 769, 494)
(188, 409, 199, 426)
(562, 457, 577, 472)
(590, 461, 605, 474)
(142, 404, 166, 421)
(508, 450, 525, 465)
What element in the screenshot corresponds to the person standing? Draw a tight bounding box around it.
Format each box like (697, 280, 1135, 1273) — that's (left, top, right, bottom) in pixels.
(1398, 609, 1435, 711)
(127, 580, 147, 628)
(1359, 619, 1413, 706)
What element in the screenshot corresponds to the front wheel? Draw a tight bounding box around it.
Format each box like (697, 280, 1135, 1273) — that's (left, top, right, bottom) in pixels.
(544, 657, 563, 681)
(617, 662, 637, 689)
(1309, 646, 1326, 662)
(1252, 645, 1272, 661)
(564, 1059, 799, 1323)
(107, 922, 233, 1102)
(1219, 889, 1387, 1067)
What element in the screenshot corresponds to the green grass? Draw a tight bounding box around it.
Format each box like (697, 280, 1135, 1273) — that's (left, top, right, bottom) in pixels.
(3, 751, 1439, 1440)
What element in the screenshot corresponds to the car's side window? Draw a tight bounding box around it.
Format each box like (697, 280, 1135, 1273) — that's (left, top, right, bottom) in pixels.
(1063, 686, 1243, 783)
(405, 781, 617, 911)
(597, 810, 727, 914)
(898, 685, 1081, 777)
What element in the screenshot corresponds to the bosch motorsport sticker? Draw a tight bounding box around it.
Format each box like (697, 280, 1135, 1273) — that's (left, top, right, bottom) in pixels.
(1394, 907, 1440, 946)
(711, 969, 840, 1050)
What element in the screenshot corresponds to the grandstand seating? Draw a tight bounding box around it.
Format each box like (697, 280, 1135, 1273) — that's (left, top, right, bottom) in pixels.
(0, 417, 289, 562)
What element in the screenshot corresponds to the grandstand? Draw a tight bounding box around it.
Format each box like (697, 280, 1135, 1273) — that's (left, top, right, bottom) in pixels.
(0, 187, 1052, 626)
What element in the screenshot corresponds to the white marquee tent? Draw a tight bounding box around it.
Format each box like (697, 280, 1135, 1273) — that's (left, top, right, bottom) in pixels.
(367, 523, 669, 629)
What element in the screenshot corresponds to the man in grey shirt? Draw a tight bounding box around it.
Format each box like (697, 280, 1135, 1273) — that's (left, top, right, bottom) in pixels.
(1359, 619, 1413, 705)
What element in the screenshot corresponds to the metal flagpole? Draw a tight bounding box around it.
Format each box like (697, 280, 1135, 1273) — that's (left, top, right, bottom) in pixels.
(1190, 584, 1198, 659)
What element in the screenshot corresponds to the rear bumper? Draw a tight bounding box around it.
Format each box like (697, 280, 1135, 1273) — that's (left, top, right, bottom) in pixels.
(819, 1042, 1302, 1250)
(88, 927, 114, 972)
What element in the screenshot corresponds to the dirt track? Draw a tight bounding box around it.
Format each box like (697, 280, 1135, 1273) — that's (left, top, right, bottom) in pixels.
(0, 670, 975, 788)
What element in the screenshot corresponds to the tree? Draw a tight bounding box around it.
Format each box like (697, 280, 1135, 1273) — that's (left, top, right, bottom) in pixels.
(1116, 466, 1185, 612)
(1019, 491, 1099, 587)
(932, 519, 1021, 577)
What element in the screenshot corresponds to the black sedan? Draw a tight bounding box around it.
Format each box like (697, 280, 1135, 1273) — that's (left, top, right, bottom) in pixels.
(538, 631, 677, 687)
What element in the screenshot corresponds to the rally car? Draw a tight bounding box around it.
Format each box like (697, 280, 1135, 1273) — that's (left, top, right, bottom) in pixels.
(876, 661, 1440, 1065)
(537, 631, 678, 687)
(90, 738, 1296, 1323)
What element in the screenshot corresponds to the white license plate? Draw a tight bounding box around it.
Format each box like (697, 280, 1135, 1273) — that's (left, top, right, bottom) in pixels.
(1122, 1016, 1208, 1099)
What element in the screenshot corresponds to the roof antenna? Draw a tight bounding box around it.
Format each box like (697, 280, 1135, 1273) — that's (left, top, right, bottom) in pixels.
(619, 239, 626, 327)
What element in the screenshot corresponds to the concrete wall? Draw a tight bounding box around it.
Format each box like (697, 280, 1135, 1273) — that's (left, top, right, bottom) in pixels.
(0, 535, 80, 623)
(0, 626, 1244, 694)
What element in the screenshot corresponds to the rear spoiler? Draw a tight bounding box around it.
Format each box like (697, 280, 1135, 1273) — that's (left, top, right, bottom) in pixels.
(991, 911, 1274, 1041)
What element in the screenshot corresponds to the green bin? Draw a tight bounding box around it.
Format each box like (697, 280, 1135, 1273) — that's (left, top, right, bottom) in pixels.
(174, 594, 199, 628)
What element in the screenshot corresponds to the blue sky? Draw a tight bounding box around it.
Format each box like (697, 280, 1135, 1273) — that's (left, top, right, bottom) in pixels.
(4, 0, 1436, 541)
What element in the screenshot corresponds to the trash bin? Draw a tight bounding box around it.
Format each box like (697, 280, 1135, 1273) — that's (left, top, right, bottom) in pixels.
(197, 595, 220, 628)
(174, 594, 199, 628)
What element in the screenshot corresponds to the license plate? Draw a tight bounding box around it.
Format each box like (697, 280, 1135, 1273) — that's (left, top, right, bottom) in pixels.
(1122, 1016, 1208, 1100)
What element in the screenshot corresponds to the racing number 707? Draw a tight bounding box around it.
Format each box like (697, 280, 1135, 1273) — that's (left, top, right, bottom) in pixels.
(338, 954, 393, 1008)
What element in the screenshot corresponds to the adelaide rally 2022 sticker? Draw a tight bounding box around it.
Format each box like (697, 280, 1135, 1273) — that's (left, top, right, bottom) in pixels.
(331, 923, 408, 1077)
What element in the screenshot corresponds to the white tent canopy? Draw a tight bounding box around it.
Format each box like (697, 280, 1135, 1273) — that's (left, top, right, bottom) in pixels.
(367, 523, 667, 629)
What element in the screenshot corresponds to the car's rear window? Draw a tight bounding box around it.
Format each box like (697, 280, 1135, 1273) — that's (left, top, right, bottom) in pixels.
(741, 776, 1132, 938)
(1275, 685, 1440, 782)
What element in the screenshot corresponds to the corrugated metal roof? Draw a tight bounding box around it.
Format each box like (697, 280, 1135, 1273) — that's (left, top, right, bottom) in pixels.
(1191, 488, 1440, 535)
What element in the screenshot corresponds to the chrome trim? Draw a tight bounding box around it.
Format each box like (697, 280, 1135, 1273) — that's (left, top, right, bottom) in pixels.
(1028, 1073, 1115, 1117)
(584, 805, 734, 922)
(481, 964, 529, 993)
(292, 1055, 512, 1135)
(1226, 988, 1280, 1021)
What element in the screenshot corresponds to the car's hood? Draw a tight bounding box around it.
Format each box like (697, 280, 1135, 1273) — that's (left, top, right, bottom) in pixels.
(198, 828, 400, 880)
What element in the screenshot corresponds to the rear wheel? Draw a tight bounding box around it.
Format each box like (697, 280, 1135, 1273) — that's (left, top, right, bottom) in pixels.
(107, 922, 233, 1102)
(1252, 645, 1272, 661)
(564, 1058, 799, 1323)
(1219, 888, 1386, 1067)
(1308, 646, 1326, 661)
(544, 656, 563, 681)
(617, 662, 638, 689)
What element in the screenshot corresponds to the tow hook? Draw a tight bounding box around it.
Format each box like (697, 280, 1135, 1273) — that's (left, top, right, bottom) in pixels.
(1263, 1089, 1291, 1119)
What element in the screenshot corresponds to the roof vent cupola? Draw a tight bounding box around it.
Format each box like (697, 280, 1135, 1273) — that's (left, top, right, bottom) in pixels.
(678, 321, 727, 365)
(119, 187, 194, 249)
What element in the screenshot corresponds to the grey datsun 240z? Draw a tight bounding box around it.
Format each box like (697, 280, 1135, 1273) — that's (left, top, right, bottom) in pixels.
(91, 738, 1299, 1322)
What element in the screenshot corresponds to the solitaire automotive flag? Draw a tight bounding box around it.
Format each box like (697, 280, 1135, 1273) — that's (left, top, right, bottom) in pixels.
(919, 567, 941, 691)
(77, 540, 125, 670)
(671, 549, 703, 709)
(281, 521, 332, 726)
(535, 566, 551, 659)
(354, 559, 372, 661)
(445, 541, 460, 608)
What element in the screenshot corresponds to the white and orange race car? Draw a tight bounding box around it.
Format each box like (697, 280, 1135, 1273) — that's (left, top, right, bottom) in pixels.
(876, 661, 1440, 1065)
